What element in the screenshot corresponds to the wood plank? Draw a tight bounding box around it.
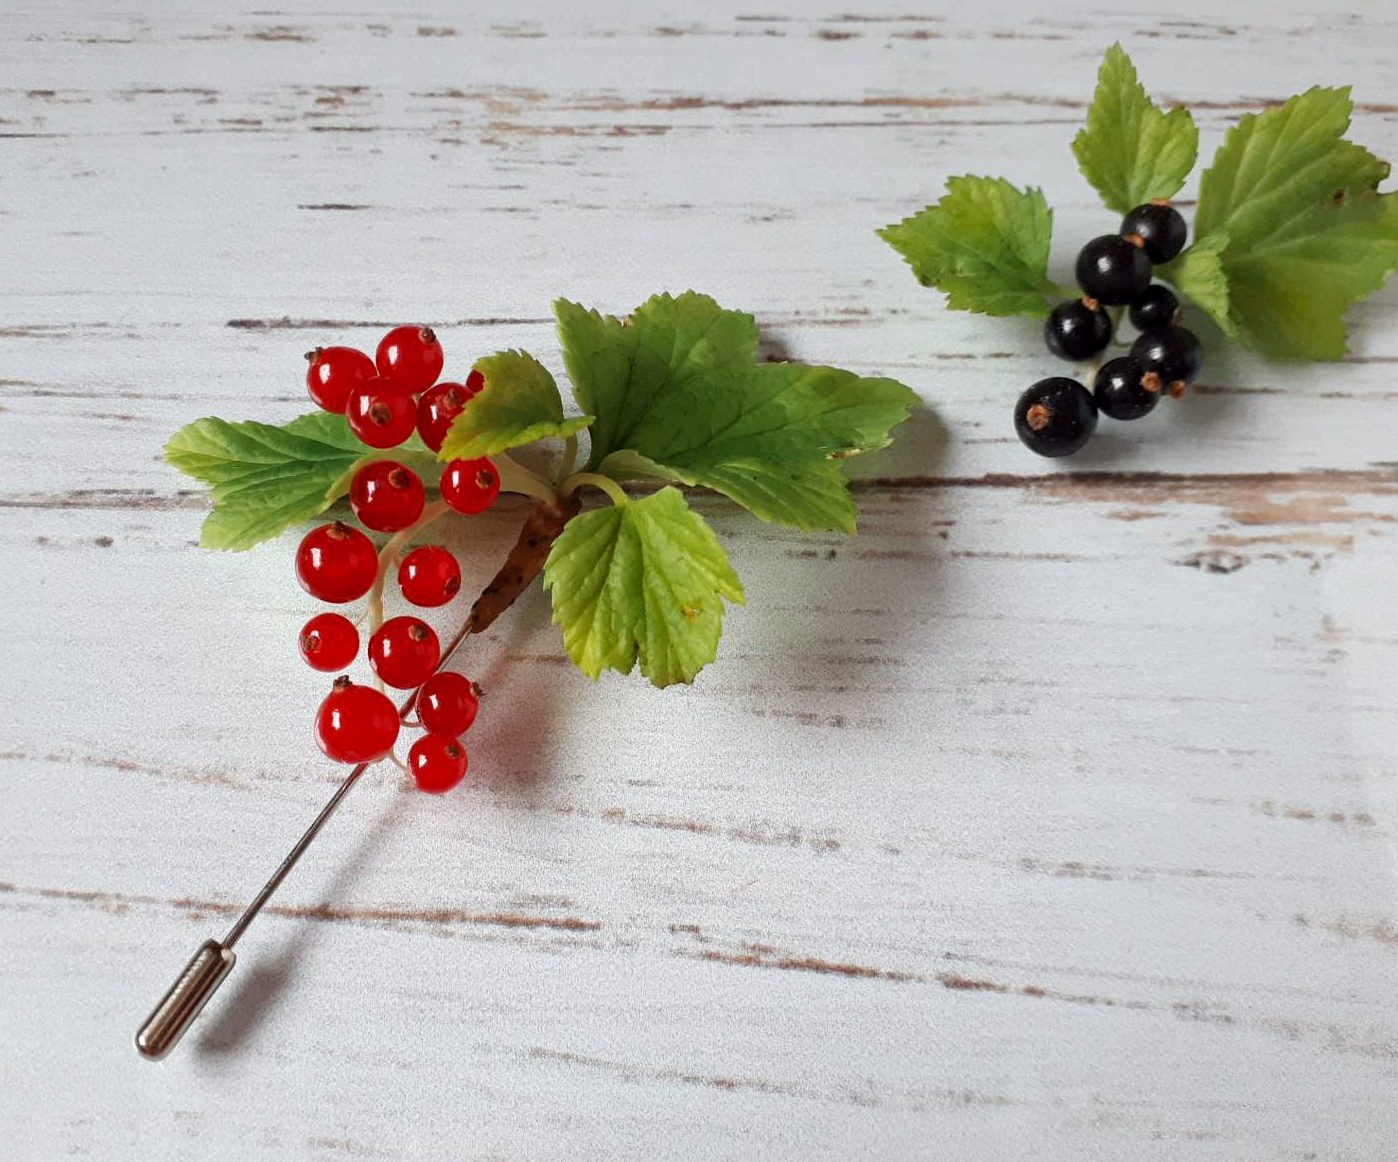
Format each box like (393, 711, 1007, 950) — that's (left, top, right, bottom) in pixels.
(2, 3, 1396, 1158)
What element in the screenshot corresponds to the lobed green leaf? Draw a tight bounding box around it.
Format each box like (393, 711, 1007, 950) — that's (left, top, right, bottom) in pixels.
(1193, 86, 1398, 359)
(557, 293, 919, 533)
(164, 412, 433, 551)
(878, 176, 1056, 317)
(542, 487, 745, 687)
(1072, 44, 1198, 213)
(439, 349, 592, 461)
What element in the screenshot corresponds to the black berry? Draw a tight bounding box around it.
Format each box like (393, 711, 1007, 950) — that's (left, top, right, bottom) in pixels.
(1075, 234, 1153, 305)
(1128, 284, 1181, 333)
(1092, 356, 1158, 421)
(1014, 377, 1098, 458)
(1120, 202, 1188, 264)
(1044, 297, 1112, 361)
(1131, 326, 1200, 396)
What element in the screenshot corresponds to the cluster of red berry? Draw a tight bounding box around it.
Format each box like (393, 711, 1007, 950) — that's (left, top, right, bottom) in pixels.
(292, 325, 500, 793)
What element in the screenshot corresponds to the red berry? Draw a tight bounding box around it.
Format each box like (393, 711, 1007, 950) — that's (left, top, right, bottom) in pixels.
(416, 377, 481, 453)
(376, 325, 444, 395)
(397, 545, 461, 607)
(299, 612, 359, 671)
(296, 521, 378, 603)
(346, 377, 417, 448)
(305, 346, 375, 413)
(368, 616, 441, 688)
(349, 461, 425, 532)
(417, 672, 479, 736)
(315, 677, 400, 764)
(409, 733, 468, 793)
(440, 457, 501, 515)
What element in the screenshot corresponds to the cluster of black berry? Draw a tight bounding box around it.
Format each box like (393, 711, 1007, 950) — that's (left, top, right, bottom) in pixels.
(1016, 202, 1200, 457)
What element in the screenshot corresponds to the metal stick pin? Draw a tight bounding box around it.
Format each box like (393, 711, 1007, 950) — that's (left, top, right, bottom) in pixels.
(135, 620, 475, 1060)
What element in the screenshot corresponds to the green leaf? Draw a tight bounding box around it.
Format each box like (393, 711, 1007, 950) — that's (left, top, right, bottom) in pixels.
(1072, 43, 1198, 213)
(165, 412, 434, 550)
(1157, 231, 1234, 336)
(439, 349, 592, 461)
(1193, 86, 1398, 359)
(878, 176, 1056, 317)
(556, 293, 919, 534)
(542, 487, 745, 687)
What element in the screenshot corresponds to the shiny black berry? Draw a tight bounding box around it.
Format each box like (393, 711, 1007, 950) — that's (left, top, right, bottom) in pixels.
(1131, 326, 1200, 396)
(1014, 377, 1097, 458)
(1044, 297, 1112, 361)
(1120, 202, 1188, 264)
(1076, 234, 1153, 305)
(1128, 284, 1181, 332)
(1092, 356, 1158, 421)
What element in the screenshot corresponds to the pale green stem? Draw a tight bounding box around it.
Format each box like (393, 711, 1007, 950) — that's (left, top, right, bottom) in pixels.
(558, 434, 580, 483)
(495, 451, 559, 504)
(360, 500, 451, 635)
(561, 471, 628, 507)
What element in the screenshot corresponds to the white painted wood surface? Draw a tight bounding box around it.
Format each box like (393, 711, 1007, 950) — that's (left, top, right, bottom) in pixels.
(3, 2, 1397, 1157)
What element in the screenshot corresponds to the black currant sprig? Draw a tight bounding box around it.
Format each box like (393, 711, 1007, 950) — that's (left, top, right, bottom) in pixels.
(1017, 199, 1201, 458)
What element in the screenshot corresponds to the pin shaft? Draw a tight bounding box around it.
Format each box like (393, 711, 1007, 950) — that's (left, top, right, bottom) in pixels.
(136, 619, 476, 1060)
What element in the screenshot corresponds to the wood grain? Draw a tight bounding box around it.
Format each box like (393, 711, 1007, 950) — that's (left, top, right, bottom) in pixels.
(2, 2, 1397, 1158)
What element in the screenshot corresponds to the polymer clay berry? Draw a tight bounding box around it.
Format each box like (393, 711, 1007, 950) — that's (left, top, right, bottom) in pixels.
(368, 616, 441, 689)
(440, 458, 501, 515)
(1075, 234, 1153, 305)
(397, 545, 461, 607)
(349, 461, 426, 533)
(1128, 284, 1182, 332)
(1120, 202, 1188, 264)
(305, 346, 375, 413)
(417, 376, 481, 453)
(408, 733, 469, 793)
(299, 612, 360, 672)
(315, 678, 400, 764)
(1093, 356, 1158, 421)
(1014, 377, 1098, 457)
(1045, 297, 1113, 361)
(1132, 326, 1201, 397)
(376, 326, 444, 395)
(346, 377, 418, 448)
(296, 522, 378, 603)
(416, 672, 480, 736)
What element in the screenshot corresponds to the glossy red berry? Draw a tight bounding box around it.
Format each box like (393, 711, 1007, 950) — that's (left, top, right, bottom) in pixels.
(408, 733, 468, 793)
(349, 461, 425, 532)
(299, 612, 360, 671)
(440, 457, 501, 515)
(305, 346, 376, 413)
(376, 326, 444, 395)
(346, 378, 418, 448)
(417, 672, 479, 736)
(416, 372, 484, 453)
(296, 522, 378, 603)
(368, 616, 441, 689)
(315, 677, 400, 764)
(397, 545, 461, 607)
